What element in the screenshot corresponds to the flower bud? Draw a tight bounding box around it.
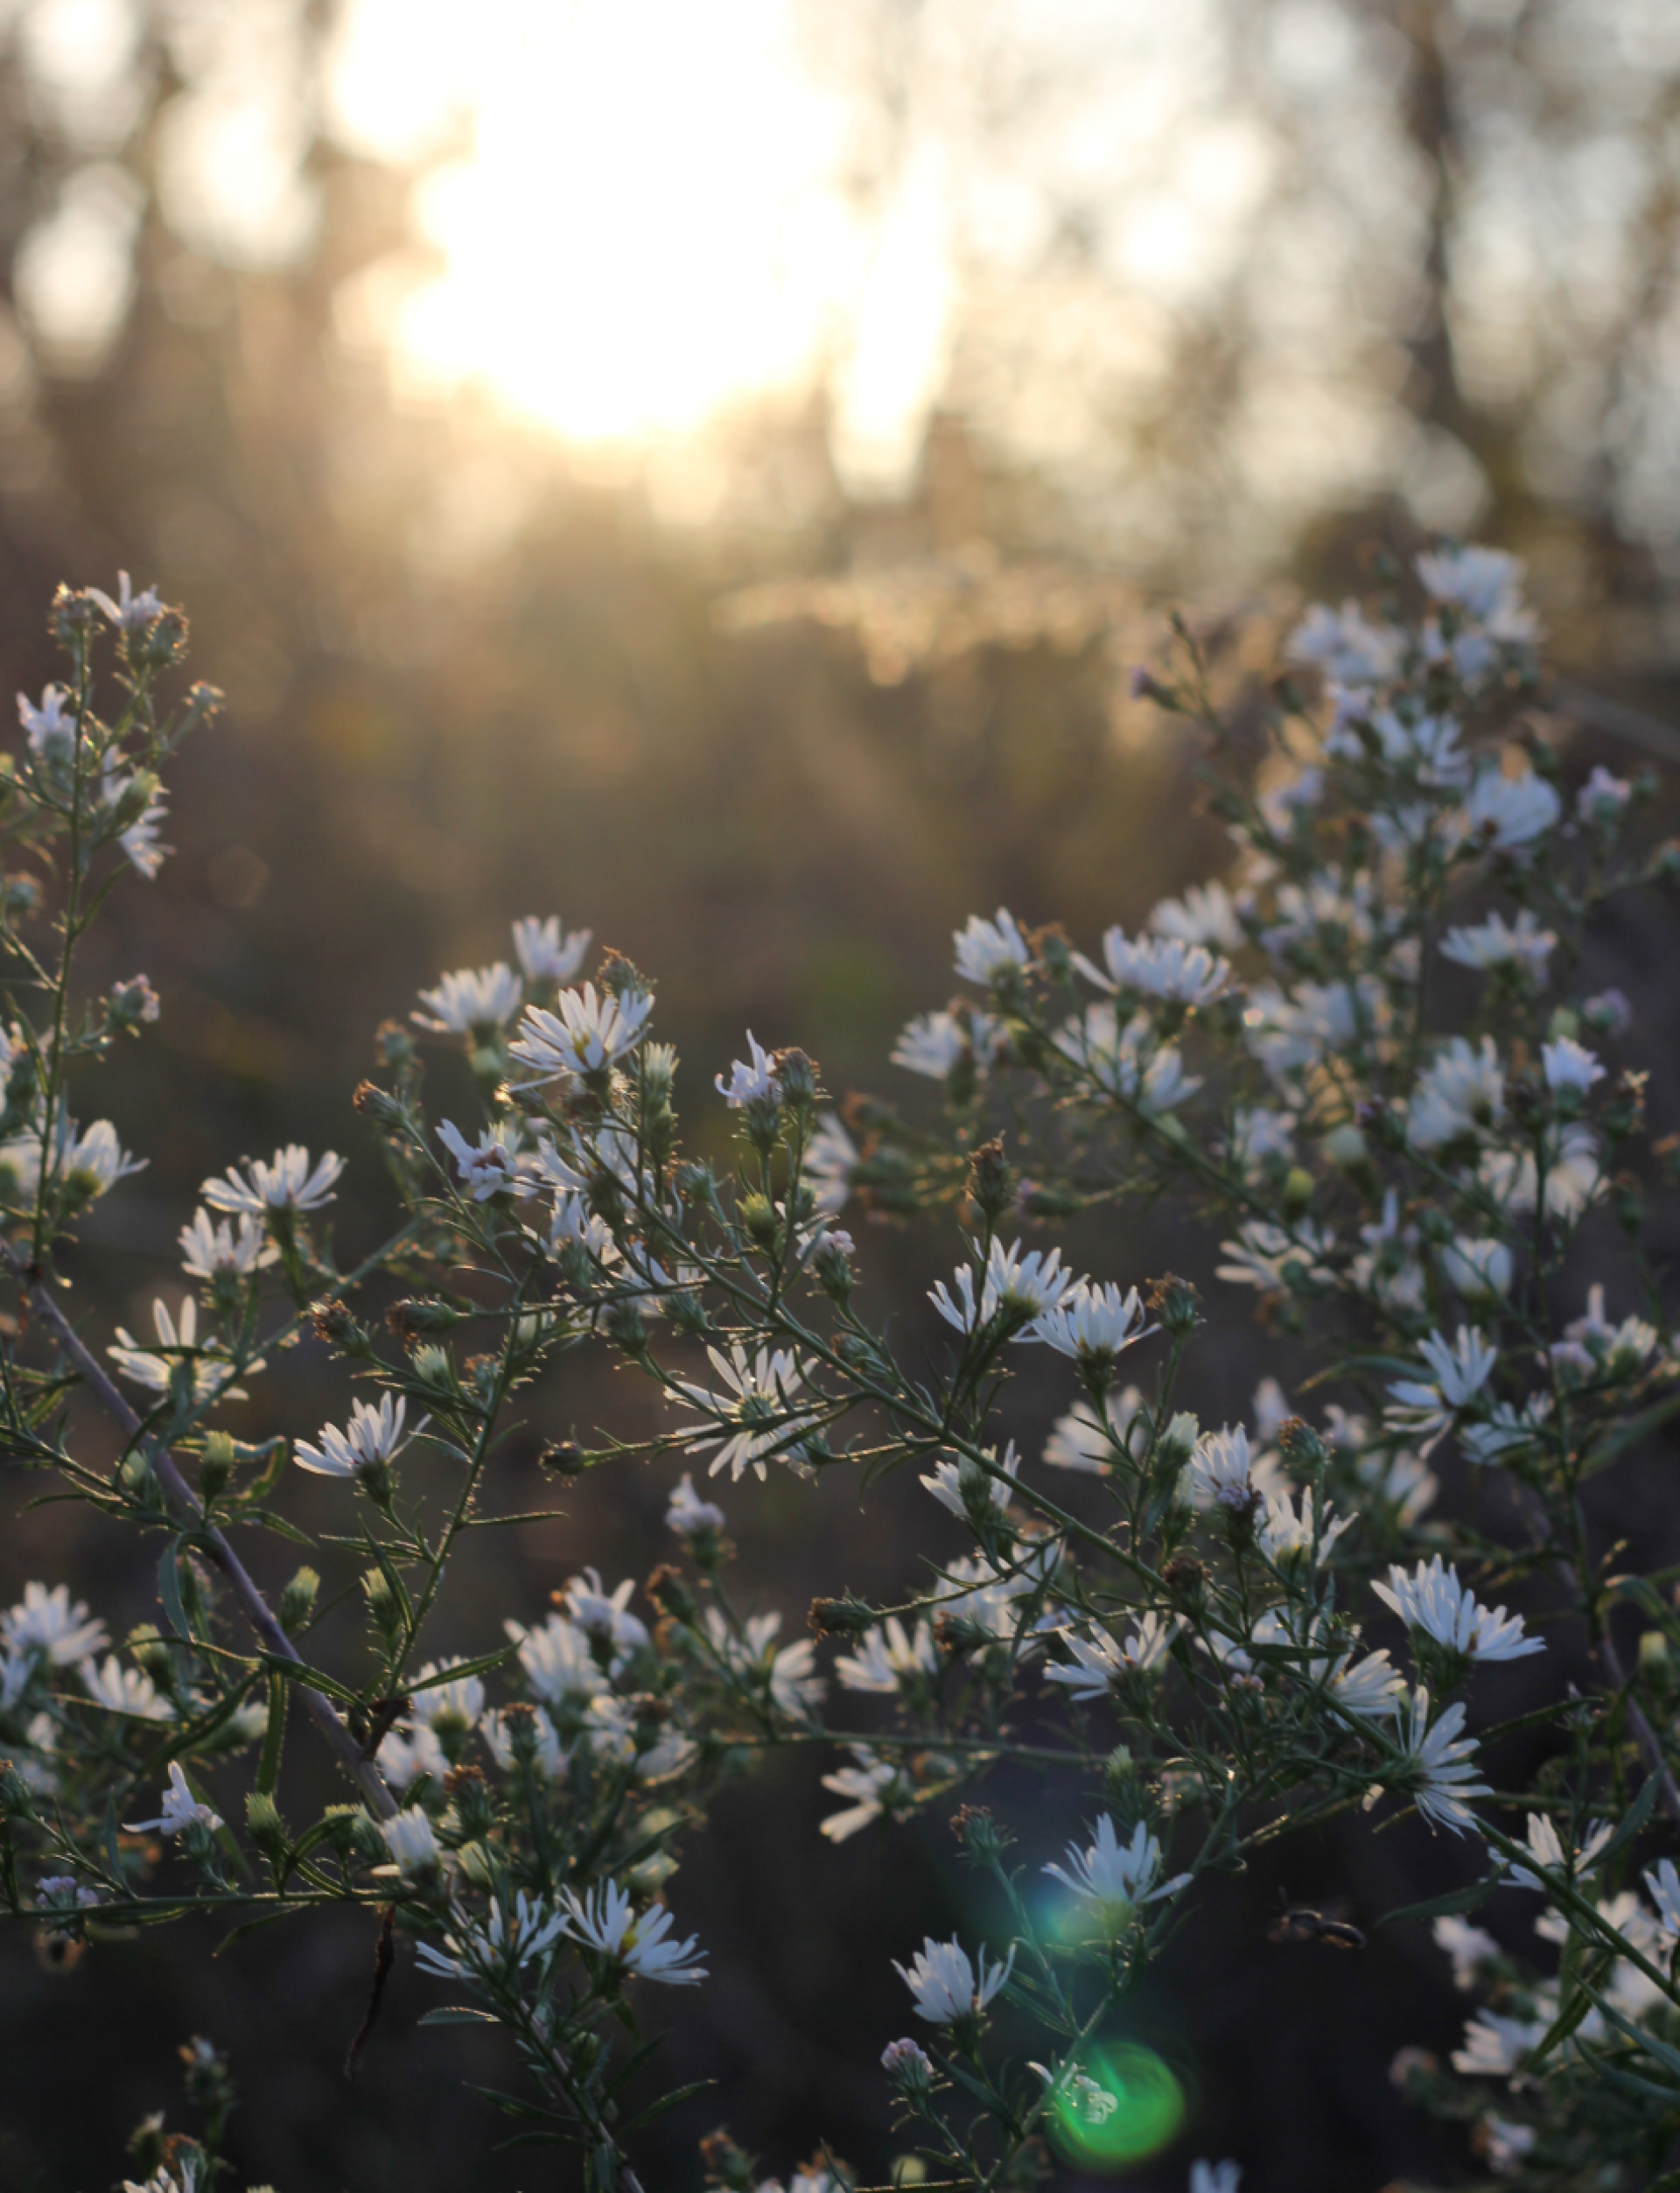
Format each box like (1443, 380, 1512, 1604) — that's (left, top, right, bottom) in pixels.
(881, 2036, 934, 2095)
(775, 1046, 818, 1118)
(245, 1790, 289, 1860)
(604, 1300, 648, 1356)
(48, 585, 95, 641)
(311, 1299, 372, 1354)
(808, 1594, 878, 1636)
(442, 1764, 496, 1842)
(1277, 1418, 1327, 1474)
(279, 1566, 320, 1635)
(499, 1700, 542, 1766)
(738, 1191, 780, 1251)
(1144, 1273, 1200, 1339)
(0, 1762, 36, 1818)
(361, 1566, 405, 1651)
(951, 1803, 1007, 1864)
(646, 1563, 697, 1623)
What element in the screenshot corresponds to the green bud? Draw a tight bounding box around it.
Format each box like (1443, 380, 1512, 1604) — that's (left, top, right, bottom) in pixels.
(279, 1566, 320, 1635)
(604, 1300, 648, 1356)
(738, 1191, 779, 1250)
(776, 1047, 817, 1117)
(199, 1431, 235, 1505)
(965, 1137, 1015, 1227)
(245, 1790, 289, 1860)
(1145, 1273, 1201, 1339)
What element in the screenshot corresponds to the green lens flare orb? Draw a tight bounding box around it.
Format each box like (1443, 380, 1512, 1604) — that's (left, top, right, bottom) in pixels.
(1048, 2042, 1186, 2171)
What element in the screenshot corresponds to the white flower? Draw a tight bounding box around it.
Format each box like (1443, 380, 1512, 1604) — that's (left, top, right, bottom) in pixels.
(100, 768, 170, 878)
(1074, 927, 1232, 1007)
(202, 1145, 344, 1216)
(1541, 1037, 1604, 1096)
(1480, 1123, 1601, 1220)
(1464, 762, 1561, 853)
(124, 1762, 219, 1836)
(803, 1111, 859, 1214)
(1384, 1327, 1499, 1449)
(1330, 1649, 1407, 1720)
(79, 1654, 173, 1720)
(821, 1745, 900, 1841)
(437, 1118, 535, 1201)
(1189, 1425, 1257, 1511)
(414, 963, 523, 1035)
(508, 1613, 606, 1701)
(1438, 1237, 1512, 1301)
(513, 915, 591, 985)
(716, 1030, 780, 1107)
(1043, 1815, 1187, 1921)
(108, 1296, 252, 1404)
(1577, 765, 1632, 823)
(666, 1473, 726, 1538)
(381, 1805, 443, 1883)
(1044, 1613, 1178, 1699)
(1151, 881, 1243, 949)
(1646, 1857, 1680, 1939)
(508, 981, 654, 1080)
(929, 1237, 1080, 1335)
(1031, 1280, 1153, 1364)
(295, 1392, 418, 1481)
(1501, 1811, 1614, 1891)
(564, 1878, 706, 1984)
(1055, 1002, 1197, 1111)
(670, 1342, 821, 1482)
(409, 1658, 486, 1734)
(1259, 1487, 1351, 1568)
(834, 1617, 938, 1695)
(1482, 2117, 1536, 2175)
(892, 1008, 1002, 1080)
(1225, 1106, 1296, 1176)
(894, 1935, 1015, 2022)
(3, 1583, 107, 1666)
(480, 1703, 567, 1781)
(88, 571, 163, 630)
(178, 1208, 276, 1279)
(954, 908, 1030, 984)
(1287, 599, 1404, 686)
(1408, 1036, 1504, 1149)
(375, 1726, 447, 1790)
(18, 684, 76, 761)
(1417, 545, 1527, 623)
(414, 1891, 570, 1981)
(1434, 1913, 1502, 1989)
(562, 1569, 651, 1657)
(36, 1118, 144, 1201)
(1189, 2165, 1242, 2193)
(1388, 1687, 1490, 1834)
(1043, 1388, 1143, 1474)
(1215, 1220, 1334, 1296)
(1373, 1556, 1544, 1663)
(1440, 909, 1556, 980)
(920, 1442, 1018, 1519)
(1452, 2011, 1546, 2078)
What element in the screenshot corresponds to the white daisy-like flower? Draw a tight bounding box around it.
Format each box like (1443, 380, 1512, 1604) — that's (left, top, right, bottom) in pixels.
(1043, 1815, 1188, 1922)
(1031, 1279, 1153, 1364)
(1044, 1613, 1179, 1699)
(1189, 2162, 1242, 2193)
(1150, 880, 1243, 949)
(666, 1473, 726, 1538)
(178, 1208, 276, 1279)
(1189, 1424, 1258, 1512)
(1463, 761, 1560, 853)
(954, 908, 1030, 984)
(1408, 1036, 1504, 1149)
(294, 1392, 420, 1481)
(1042, 1388, 1144, 1474)
(124, 1762, 219, 1837)
(892, 1007, 1004, 1080)
(505, 1612, 607, 1701)
(1541, 1036, 1604, 1096)
(414, 1890, 570, 1982)
(1416, 545, 1526, 623)
(108, 1296, 253, 1403)
(928, 1237, 1081, 1334)
(1501, 1811, 1614, 1891)
(414, 963, 523, 1035)
(920, 1442, 1018, 1518)
(1074, 927, 1233, 1008)
(803, 1111, 860, 1213)
(1373, 1555, 1544, 1663)
(1451, 2010, 1547, 2078)
(79, 1654, 174, 1720)
(1434, 1913, 1502, 1989)
(2, 1583, 107, 1666)
(1438, 1237, 1512, 1301)
(512, 915, 591, 985)
(1384, 1327, 1499, 1449)
(1439, 909, 1555, 980)
(563, 1878, 706, 1984)
(409, 1657, 486, 1736)
(716, 1030, 780, 1107)
(88, 570, 163, 630)
(894, 1935, 1015, 2023)
(380, 1805, 444, 1884)
(834, 1617, 938, 1695)
(17, 684, 76, 762)
(437, 1118, 536, 1201)
(821, 1745, 900, 1842)
(202, 1145, 344, 1216)
(1387, 1687, 1491, 1834)
(669, 1342, 822, 1481)
(508, 981, 655, 1081)
(375, 1725, 447, 1791)
(561, 1568, 651, 1657)
(100, 767, 171, 878)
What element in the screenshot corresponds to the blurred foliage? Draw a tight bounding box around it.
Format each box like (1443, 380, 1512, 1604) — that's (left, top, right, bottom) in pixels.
(0, 3, 1676, 2190)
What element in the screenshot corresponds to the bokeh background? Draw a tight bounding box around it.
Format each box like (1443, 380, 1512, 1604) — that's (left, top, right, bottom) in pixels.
(3, 2, 1680, 2188)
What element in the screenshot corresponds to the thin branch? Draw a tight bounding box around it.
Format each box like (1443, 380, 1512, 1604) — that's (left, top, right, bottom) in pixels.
(1, 1243, 396, 1819)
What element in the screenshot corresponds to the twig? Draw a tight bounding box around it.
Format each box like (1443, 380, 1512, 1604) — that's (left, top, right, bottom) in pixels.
(1, 1244, 397, 1818)
(345, 1904, 396, 2078)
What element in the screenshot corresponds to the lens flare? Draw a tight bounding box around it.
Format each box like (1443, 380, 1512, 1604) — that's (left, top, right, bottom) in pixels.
(1048, 2042, 1186, 2171)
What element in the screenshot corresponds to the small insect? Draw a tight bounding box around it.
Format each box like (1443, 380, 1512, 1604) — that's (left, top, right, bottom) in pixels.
(1268, 1904, 1367, 1950)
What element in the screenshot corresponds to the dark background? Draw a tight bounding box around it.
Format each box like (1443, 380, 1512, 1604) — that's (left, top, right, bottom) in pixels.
(2, 3, 1680, 2188)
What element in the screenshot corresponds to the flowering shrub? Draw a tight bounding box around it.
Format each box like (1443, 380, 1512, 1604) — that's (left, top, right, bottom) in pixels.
(4, 550, 1680, 2193)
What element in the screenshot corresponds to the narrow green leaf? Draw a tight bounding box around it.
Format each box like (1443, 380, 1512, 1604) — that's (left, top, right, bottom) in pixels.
(256, 1671, 286, 1797)
(254, 1650, 364, 1710)
(618, 2080, 716, 2134)
(1599, 1770, 1662, 1865)
(1374, 1878, 1497, 1931)
(157, 1537, 192, 1641)
(406, 1643, 517, 1693)
(416, 2007, 500, 2027)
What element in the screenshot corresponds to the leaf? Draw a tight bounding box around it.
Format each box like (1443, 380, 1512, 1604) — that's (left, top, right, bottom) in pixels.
(464, 1510, 570, 1530)
(157, 1537, 192, 1641)
(1582, 1387, 1680, 1477)
(254, 1650, 365, 1710)
(1598, 1769, 1662, 1866)
(406, 1643, 518, 1693)
(256, 1671, 286, 1797)
(417, 2007, 500, 2027)
(618, 2080, 716, 2135)
(102, 1799, 122, 1887)
(1373, 1878, 1498, 1931)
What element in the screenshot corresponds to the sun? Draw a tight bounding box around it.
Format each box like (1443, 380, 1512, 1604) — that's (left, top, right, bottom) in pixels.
(330, 0, 950, 476)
